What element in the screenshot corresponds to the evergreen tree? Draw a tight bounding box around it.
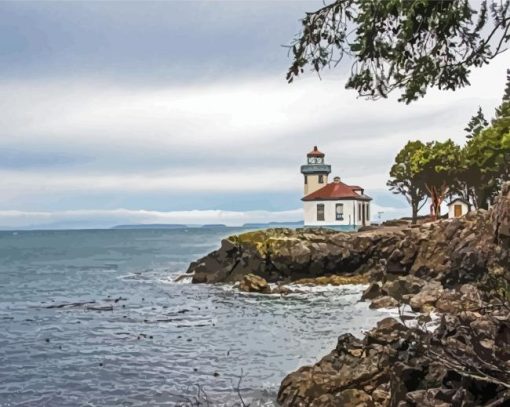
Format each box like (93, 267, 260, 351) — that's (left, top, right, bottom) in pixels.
(465, 107, 489, 139)
(495, 68, 510, 118)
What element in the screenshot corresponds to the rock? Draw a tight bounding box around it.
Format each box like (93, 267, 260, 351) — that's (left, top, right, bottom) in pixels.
(275, 185, 510, 407)
(295, 274, 368, 286)
(492, 181, 510, 248)
(381, 275, 425, 301)
(365, 318, 407, 345)
(309, 395, 339, 407)
(358, 225, 380, 232)
(187, 189, 508, 288)
(335, 389, 374, 407)
(185, 227, 409, 285)
(362, 283, 382, 300)
(409, 281, 443, 312)
(372, 388, 389, 405)
(369, 296, 399, 309)
(271, 285, 291, 295)
(278, 332, 389, 406)
(435, 289, 462, 313)
(238, 274, 270, 293)
(405, 389, 449, 407)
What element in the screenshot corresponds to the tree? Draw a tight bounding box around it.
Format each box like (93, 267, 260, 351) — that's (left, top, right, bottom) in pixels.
(459, 72, 510, 208)
(411, 140, 462, 219)
(495, 68, 510, 117)
(287, 0, 510, 103)
(459, 107, 490, 208)
(387, 141, 428, 224)
(461, 132, 500, 209)
(464, 107, 489, 139)
(485, 69, 510, 185)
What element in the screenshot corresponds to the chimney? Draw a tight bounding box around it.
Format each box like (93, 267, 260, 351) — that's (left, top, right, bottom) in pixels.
(333, 176, 341, 183)
(313, 146, 318, 151)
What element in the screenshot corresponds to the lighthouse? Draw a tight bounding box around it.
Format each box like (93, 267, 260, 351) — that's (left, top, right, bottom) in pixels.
(301, 146, 372, 228)
(300, 146, 331, 196)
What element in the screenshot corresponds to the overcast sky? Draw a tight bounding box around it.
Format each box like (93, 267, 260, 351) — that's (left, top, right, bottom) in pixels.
(0, 1, 508, 228)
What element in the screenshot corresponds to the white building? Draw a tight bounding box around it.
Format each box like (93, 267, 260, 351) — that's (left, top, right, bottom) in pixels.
(301, 146, 372, 228)
(447, 198, 470, 219)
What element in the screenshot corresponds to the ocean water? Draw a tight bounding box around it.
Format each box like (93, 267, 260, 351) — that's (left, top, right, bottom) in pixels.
(0, 228, 393, 406)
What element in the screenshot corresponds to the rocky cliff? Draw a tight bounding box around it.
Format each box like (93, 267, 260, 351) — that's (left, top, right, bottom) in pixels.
(187, 227, 402, 284)
(187, 206, 500, 293)
(185, 183, 510, 406)
(276, 184, 510, 407)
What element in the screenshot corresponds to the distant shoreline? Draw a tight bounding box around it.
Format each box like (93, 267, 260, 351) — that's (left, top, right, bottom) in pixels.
(0, 221, 306, 232)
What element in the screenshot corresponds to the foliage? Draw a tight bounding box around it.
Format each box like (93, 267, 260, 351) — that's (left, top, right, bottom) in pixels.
(463, 127, 506, 208)
(387, 141, 428, 224)
(495, 68, 510, 117)
(465, 107, 489, 139)
(459, 69, 510, 208)
(411, 140, 462, 218)
(389, 69, 510, 216)
(287, 0, 510, 103)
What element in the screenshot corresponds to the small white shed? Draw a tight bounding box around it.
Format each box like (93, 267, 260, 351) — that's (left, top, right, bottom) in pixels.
(447, 198, 470, 219)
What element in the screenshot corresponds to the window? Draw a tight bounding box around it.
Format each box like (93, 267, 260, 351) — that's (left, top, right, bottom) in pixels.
(317, 204, 325, 221)
(365, 203, 370, 220)
(318, 175, 324, 183)
(335, 203, 344, 220)
(358, 203, 362, 221)
(304, 175, 308, 184)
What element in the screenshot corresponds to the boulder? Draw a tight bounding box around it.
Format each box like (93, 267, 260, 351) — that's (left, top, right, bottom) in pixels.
(238, 274, 270, 293)
(362, 283, 382, 300)
(369, 296, 399, 309)
(271, 285, 292, 295)
(278, 332, 391, 406)
(409, 281, 443, 312)
(435, 289, 462, 314)
(365, 318, 407, 345)
(381, 275, 425, 301)
(371, 387, 389, 405)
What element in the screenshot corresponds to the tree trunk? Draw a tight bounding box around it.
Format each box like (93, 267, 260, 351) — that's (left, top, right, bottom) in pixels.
(432, 198, 441, 219)
(411, 202, 418, 224)
(476, 189, 489, 210)
(427, 184, 447, 221)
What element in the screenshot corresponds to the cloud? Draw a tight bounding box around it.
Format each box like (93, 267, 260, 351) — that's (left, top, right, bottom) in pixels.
(0, 169, 300, 199)
(0, 56, 507, 206)
(0, 0, 508, 228)
(0, 1, 316, 81)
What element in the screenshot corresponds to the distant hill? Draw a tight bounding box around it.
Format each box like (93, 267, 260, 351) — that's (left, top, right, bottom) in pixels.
(242, 221, 304, 228)
(111, 224, 187, 230)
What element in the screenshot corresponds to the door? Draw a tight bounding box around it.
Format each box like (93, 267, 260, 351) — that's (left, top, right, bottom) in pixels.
(454, 204, 462, 217)
(361, 203, 366, 226)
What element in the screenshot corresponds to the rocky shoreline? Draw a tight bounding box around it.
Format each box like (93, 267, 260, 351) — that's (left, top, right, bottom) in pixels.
(185, 183, 510, 406)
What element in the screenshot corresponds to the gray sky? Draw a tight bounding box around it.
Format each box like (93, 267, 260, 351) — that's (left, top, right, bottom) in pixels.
(0, 1, 508, 228)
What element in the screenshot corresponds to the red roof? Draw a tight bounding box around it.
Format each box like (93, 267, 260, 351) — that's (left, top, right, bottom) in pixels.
(307, 146, 324, 157)
(303, 181, 371, 201)
(350, 185, 363, 190)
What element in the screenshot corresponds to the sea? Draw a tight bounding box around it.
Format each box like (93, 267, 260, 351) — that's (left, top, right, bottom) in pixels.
(0, 227, 394, 406)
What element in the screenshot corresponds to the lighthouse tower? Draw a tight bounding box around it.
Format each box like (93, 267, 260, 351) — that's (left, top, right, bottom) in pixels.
(300, 146, 331, 196)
